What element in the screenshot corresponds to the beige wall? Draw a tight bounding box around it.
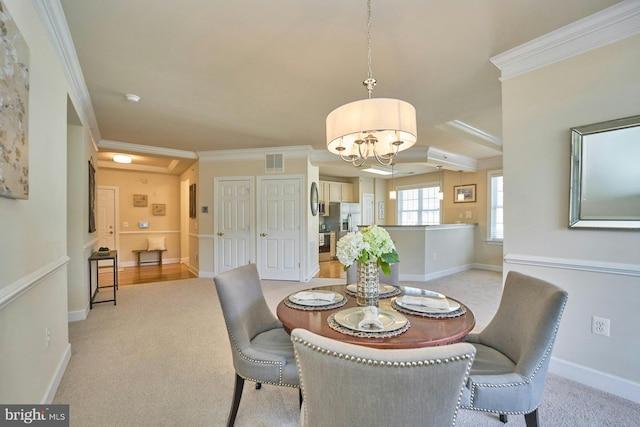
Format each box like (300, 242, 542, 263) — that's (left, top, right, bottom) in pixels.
(198, 154, 313, 278)
(0, 0, 74, 403)
(502, 34, 640, 398)
(66, 122, 98, 316)
(97, 169, 181, 266)
(180, 163, 199, 274)
(385, 168, 503, 269)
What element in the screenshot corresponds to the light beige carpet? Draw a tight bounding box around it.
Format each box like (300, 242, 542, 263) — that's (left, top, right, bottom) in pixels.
(53, 271, 640, 426)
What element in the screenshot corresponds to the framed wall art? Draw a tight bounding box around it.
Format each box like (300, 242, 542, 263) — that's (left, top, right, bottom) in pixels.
(152, 203, 166, 216)
(0, 0, 30, 200)
(454, 184, 476, 203)
(189, 183, 196, 218)
(88, 160, 96, 232)
(134, 194, 148, 207)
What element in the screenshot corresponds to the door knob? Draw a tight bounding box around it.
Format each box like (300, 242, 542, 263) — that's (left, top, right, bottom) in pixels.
(260, 233, 268, 237)
(217, 232, 224, 236)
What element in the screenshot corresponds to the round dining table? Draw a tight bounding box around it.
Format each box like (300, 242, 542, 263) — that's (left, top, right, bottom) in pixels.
(276, 284, 475, 349)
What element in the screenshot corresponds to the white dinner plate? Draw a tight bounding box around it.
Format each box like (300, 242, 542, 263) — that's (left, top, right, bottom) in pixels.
(346, 284, 397, 295)
(288, 291, 344, 307)
(395, 297, 460, 314)
(333, 307, 408, 332)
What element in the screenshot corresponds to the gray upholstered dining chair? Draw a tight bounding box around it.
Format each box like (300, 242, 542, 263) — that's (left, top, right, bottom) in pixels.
(460, 271, 568, 427)
(346, 261, 399, 286)
(291, 328, 476, 427)
(213, 264, 299, 427)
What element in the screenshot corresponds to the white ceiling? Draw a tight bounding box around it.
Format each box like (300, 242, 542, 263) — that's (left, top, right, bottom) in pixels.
(58, 0, 620, 178)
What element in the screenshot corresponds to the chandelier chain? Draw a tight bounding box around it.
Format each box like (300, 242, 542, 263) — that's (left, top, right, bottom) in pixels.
(367, 0, 373, 83)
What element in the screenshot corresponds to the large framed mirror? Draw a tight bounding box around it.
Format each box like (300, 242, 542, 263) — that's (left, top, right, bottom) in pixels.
(569, 115, 640, 229)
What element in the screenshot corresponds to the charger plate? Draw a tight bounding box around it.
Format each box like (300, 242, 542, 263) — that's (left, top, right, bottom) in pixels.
(328, 307, 410, 338)
(284, 291, 346, 311)
(391, 298, 467, 319)
(344, 284, 401, 299)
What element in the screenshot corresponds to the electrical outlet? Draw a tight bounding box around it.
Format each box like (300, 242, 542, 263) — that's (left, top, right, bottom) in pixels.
(591, 316, 610, 337)
(432, 252, 437, 260)
(45, 327, 51, 348)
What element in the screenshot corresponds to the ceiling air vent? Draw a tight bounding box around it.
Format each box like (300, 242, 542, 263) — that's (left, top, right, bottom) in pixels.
(265, 153, 284, 173)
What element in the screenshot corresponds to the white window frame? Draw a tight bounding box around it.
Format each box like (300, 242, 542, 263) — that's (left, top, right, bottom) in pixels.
(396, 182, 441, 225)
(487, 170, 503, 244)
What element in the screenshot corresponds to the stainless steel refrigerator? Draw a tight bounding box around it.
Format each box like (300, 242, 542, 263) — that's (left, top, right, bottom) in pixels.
(326, 202, 361, 239)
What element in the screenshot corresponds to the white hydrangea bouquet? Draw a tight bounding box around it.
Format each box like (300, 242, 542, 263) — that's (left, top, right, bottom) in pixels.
(336, 225, 399, 275)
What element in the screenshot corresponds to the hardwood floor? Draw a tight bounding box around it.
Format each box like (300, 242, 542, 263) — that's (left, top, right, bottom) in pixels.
(102, 259, 342, 286)
(100, 263, 196, 286)
(317, 260, 346, 279)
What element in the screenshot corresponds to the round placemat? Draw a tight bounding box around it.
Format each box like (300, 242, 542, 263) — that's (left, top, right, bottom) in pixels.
(284, 297, 347, 311)
(391, 299, 467, 318)
(344, 285, 401, 299)
(327, 313, 410, 338)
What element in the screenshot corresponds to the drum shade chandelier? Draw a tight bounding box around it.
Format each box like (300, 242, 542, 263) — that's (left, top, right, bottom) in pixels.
(326, 0, 417, 167)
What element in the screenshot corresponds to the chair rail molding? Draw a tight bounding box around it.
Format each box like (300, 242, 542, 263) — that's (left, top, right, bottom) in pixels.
(504, 254, 640, 277)
(0, 256, 70, 309)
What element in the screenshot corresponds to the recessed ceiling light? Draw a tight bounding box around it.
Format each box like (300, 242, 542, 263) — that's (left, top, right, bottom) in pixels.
(125, 93, 140, 103)
(362, 167, 392, 176)
(113, 154, 132, 164)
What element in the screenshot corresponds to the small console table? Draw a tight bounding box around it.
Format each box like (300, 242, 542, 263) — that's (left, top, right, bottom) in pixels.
(88, 250, 118, 308)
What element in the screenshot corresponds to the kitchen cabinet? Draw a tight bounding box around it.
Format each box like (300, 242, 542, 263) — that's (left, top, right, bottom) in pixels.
(321, 180, 354, 203)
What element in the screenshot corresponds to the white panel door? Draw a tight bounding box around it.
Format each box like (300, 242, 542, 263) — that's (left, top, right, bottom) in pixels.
(259, 178, 300, 281)
(362, 193, 374, 226)
(97, 187, 117, 267)
(216, 179, 253, 275)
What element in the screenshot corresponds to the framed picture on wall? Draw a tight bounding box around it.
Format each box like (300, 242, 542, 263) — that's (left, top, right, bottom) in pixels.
(378, 201, 385, 220)
(134, 194, 148, 207)
(152, 203, 166, 216)
(189, 183, 196, 218)
(454, 184, 476, 203)
(88, 160, 96, 232)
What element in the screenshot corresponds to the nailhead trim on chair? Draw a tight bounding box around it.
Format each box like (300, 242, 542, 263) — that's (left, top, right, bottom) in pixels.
(221, 317, 298, 388)
(292, 336, 475, 427)
(464, 300, 567, 416)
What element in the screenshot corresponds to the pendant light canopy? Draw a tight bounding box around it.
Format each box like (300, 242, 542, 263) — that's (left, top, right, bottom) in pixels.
(326, 0, 417, 167)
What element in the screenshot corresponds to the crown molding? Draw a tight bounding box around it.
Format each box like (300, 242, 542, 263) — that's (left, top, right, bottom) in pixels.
(491, 0, 640, 81)
(32, 0, 101, 146)
(477, 156, 503, 170)
(197, 145, 313, 162)
(426, 147, 477, 172)
(437, 120, 502, 149)
(98, 139, 198, 159)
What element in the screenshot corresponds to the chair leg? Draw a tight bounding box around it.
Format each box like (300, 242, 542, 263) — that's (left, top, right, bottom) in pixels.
(524, 409, 539, 427)
(499, 414, 508, 423)
(227, 374, 245, 427)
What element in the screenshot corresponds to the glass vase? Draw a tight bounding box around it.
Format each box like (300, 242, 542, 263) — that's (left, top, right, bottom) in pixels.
(356, 260, 379, 307)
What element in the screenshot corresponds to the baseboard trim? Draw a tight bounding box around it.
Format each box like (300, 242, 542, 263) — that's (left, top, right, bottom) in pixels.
(399, 263, 502, 282)
(42, 343, 71, 404)
(199, 271, 215, 279)
(550, 357, 640, 404)
(68, 305, 89, 322)
(470, 263, 503, 273)
(504, 254, 640, 277)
